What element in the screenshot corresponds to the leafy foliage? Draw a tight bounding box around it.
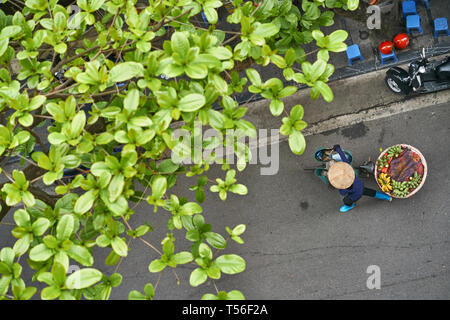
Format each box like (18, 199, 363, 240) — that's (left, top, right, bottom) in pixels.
(0, 0, 358, 300)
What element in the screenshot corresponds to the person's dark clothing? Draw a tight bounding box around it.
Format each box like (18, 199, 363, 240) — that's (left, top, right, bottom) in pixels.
(343, 188, 377, 206)
(334, 146, 376, 205)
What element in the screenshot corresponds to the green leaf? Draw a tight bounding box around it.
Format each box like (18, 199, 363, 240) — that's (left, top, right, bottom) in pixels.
(201, 293, 219, 300)
(162, 240, 174, 257)
(229, 184, 248, 195)
(54, 43, 67, 54)
(278, 86, 297, 98)
(205, 232, 227, 249)
(128, 290, 148, 300)
(253, 23, 280, 38)
(314, 81, 334, 102)
(13, 235, 31, 257)
(21, 286, 37, 300)
(91, 162, 110, 177)
(346, 0, 359, 11)
(56, 214, 74, 241)
(151, 176, 167, 199)
(109, 273, 123, 287)
(52, 262, 67, 287)
(148, 259, 167, 273)
(29, 95, 46, 110)
(215, 254, 246, 274)
(171, 32, 190, 57)
(269, 99, 284, 117)
(32, 218, 51, 236)
(227, 290, 245, 300)
(96, 132, 114, 145)
(157, 159, 179, 173)
(109, 62, 144, 83)
(211, 74, 228, 94)
(185, 63, 208, 79)
(318, 49, 330, 61)
(105, 250, 120, 266)
(111, 237, 128, 257)
(29, 243, 53, 262)
(198, 243, 213, 260)
(124, 89, 140, 113)
(71, 112, 86, 137)
(0, 25, 21, 39)
(48, 132, 67, 145)
(89, 0, 105, 11)
(294, 120, 308, 131)
(171, 252, 193, 265)
(96, 235, 111, 247)
(42, 171, 60, 185)
(285, 48, 297, 66)
(246, 68, 261, 86)
(12, 170, 27, 187)
(108, 174, 125, 202)
(41, 286, 61, 300)
(65, 268, 103, 289)
(74, 190, 97, 215)
(290, 104, 304, 120)
(178, 94, 206, 112)
(67, 245, 94, 266)
(179, 202, 203, 215)
(288, 130, 306, 155)
(310, 59, 327, 82)
(0, 39, 8, 57)
(13, 209, 30, 227)
(190, 268, 207, 287)
(232, 224, 246, 236)
(208, 47, 232, 60)
(18, 113, 33, 127)
(327, 42, 347, 53)
(203, 7, 218, 24)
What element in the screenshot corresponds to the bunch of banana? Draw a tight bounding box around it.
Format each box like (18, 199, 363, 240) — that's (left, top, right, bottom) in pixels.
(392, 180, 410, 197)
(387, 145, 402, 158)
(378, 173, 393, 193)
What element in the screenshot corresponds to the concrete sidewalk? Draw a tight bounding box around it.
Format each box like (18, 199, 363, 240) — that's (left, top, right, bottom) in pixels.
(232, 0, 450, 105)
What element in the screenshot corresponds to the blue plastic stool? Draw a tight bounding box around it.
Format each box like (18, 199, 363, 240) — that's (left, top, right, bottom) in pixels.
(346, 44, 364, 66)
(414, 0, 430, 9)
(434, 18, 450, 38)
(402, 1, 417, 20)
(406, 15, 423, 35)
(380, 49, 398, 65)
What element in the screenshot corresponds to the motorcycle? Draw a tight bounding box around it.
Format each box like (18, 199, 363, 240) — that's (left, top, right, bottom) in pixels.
(304, 147, 375, 185)
(385, 48, 450, 95)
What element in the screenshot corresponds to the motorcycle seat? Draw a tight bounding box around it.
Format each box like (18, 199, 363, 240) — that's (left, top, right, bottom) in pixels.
(422, 72, 438, 82)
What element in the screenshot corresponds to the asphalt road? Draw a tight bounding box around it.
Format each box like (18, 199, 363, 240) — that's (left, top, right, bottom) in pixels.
(0, 100, 448, 300)
(116, 99, 450, 300)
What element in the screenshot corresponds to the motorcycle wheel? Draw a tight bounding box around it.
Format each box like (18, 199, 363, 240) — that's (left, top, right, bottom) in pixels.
(385, 76, 405, 94)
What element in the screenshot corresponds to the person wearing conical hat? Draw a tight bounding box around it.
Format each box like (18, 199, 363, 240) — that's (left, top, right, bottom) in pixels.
(330, 145, 392, 213)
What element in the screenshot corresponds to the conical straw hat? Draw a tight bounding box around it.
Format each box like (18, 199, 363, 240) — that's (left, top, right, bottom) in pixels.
(328, 162, 355, 189)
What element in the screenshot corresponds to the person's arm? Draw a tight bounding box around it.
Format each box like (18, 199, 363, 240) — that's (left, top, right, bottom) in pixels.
(333, 144, 350, 164)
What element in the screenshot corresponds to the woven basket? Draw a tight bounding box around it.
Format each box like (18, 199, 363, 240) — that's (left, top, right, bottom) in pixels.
(375, 144, 428, 199)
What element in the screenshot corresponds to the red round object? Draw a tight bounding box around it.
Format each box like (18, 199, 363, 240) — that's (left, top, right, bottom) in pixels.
(379, 41, 393, 54)
(393, 33, 410, 50)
